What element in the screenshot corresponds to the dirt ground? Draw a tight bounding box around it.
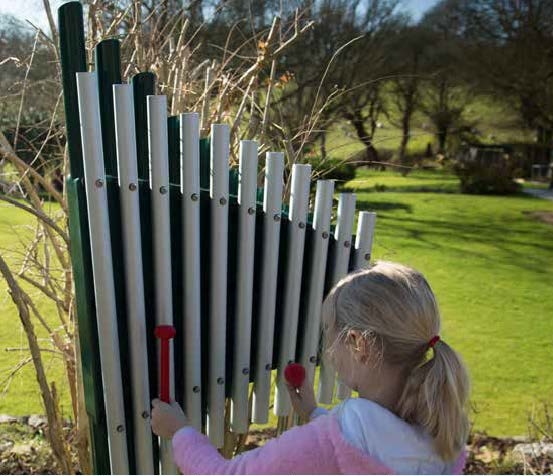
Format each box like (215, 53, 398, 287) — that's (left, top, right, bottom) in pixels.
(524, 210, 553, 226)
(1, 421, 551, 474)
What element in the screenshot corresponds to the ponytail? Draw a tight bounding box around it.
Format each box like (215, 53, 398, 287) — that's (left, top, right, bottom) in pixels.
(397, 340, 470, 462)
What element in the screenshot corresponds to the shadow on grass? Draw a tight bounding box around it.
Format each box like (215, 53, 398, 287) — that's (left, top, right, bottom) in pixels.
(357, 198, 553, 274)
(357, 201, 413, 213)
(354, 184, 460, 194)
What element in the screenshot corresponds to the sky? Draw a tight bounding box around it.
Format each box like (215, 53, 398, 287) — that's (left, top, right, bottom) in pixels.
(404, 0, 440, 21)
(0, 0, 440, 30)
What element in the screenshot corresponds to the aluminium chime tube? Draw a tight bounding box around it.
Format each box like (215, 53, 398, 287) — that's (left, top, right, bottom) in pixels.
(298, 180, 335, 385)
(335, 211, 377, 400)
(147, 95, 177, 474)
(76, 72, 129, 475)
(353, 211, 377, 269)
(274, 164, 312, 417)
(318, 193, 357, 404)
(230, 140, 259, 434)
(113, 83, 154, 475)
(207, 124, 230, 448)
(252, 152, 284, 424)
(180, 112, 203, 431)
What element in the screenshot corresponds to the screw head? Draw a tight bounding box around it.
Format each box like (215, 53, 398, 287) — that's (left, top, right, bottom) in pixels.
(95, 179, 104, 188)
(141, 411, 149, 419)
(322, 231, 329, 239)
(298, 222, 306, 229)
(192, 386, 200, 393)
(116, 425, 124, 432)
(159, 186, 168, 194)
(219, 197, 227, 206)
(364, 253, 371, 261)
(344, 240, 351, 248)
(217, 377, 224, 385)
(242, 368, 249, 375)
(265, 364, 271, 371)
(309, 356, 317, 363)
(191, 193, 199, 201)
(248, 207, 255, 215)
(273, 214, 281, 222)
(129, 183, 137, 192)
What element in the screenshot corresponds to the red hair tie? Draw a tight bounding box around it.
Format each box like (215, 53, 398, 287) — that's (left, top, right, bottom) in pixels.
(428, 335, 440, 349)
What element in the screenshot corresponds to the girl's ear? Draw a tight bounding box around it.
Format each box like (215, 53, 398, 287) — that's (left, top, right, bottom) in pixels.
(346, 330, 369, 363)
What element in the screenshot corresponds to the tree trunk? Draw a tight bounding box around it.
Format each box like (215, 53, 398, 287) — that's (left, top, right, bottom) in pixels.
(437, 128, 448, 155)
(347, 112, 379, 165)
(399, 112, 410, 163)
(398, 87, 416, 164)
(320, 130, 327, 160)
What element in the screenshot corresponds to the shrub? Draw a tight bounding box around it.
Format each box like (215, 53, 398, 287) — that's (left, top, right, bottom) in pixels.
(454, 147, 521, 194)
(308, 156, 356, 189)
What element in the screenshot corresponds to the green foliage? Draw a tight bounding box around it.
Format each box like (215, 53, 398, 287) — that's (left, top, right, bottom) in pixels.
(454, 148, 521, 195)
(308, 155, 356, 188)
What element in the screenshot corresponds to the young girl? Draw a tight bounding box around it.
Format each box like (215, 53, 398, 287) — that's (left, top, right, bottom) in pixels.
(151, 261, 470, 474)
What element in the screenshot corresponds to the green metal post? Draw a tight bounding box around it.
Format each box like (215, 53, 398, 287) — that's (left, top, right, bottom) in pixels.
(58, 2, 110, 473)
(95, 39, 137, 473)
(132, 72, 156, 181)
(95, 39, 122, 176)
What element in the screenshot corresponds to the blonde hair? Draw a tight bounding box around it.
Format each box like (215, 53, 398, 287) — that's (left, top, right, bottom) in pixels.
(322, 261, 470, 462)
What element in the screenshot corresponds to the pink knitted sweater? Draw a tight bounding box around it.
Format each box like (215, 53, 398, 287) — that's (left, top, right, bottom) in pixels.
(172, 412, 466, 474)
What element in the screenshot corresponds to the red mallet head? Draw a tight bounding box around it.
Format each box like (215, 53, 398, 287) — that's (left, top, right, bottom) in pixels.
(155, 325, 176, 340)
(284, 363, 306, 389)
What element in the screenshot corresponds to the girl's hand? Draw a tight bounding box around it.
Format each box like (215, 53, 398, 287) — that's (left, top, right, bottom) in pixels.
(285, 377, 317, 420)
(151, 399, 189, 439)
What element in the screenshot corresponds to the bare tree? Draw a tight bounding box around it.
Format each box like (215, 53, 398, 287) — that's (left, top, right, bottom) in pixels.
(387, 26, 433, 162)
(434, 0, 553, 185)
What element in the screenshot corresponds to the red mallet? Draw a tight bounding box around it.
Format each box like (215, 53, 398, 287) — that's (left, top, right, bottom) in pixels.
(155, 325, 176, 403)
(284, 363, 306, 389)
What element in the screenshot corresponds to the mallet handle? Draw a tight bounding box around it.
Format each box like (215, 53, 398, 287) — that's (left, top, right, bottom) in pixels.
(155, 325, 176, 403)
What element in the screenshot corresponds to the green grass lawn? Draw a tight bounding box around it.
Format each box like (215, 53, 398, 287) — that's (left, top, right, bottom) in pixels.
(347, 168, 553, 437)
(1, 169, 552, 438)
(0, 200, 70, 416)
(519, 180, 552, 190)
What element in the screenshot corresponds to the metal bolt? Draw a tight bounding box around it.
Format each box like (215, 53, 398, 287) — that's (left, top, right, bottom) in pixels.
(95, 179, 104, 188)
(298, 222, 306, 229)
(191, 193, 199, 201)
(116, 425, 124, 432)
(159, 186, 168, 195)
(248, 207, 255, 215)
(364, 253, 371, 261)
(129, 183, 137, 192)
(217, 377, 224, 385)
(344, 240, 351, 248)
(193, 386, 200, 393)
(273, 214, 281, 222)
(287, 360, 293, 365)
(322, 231, 329, 239)
(242, 368, 249, 375)
(265, 364, 271, 371)
(141, 411, 149, 419)
(309, 356, 317, 363)
(219, 197, 227, 206)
